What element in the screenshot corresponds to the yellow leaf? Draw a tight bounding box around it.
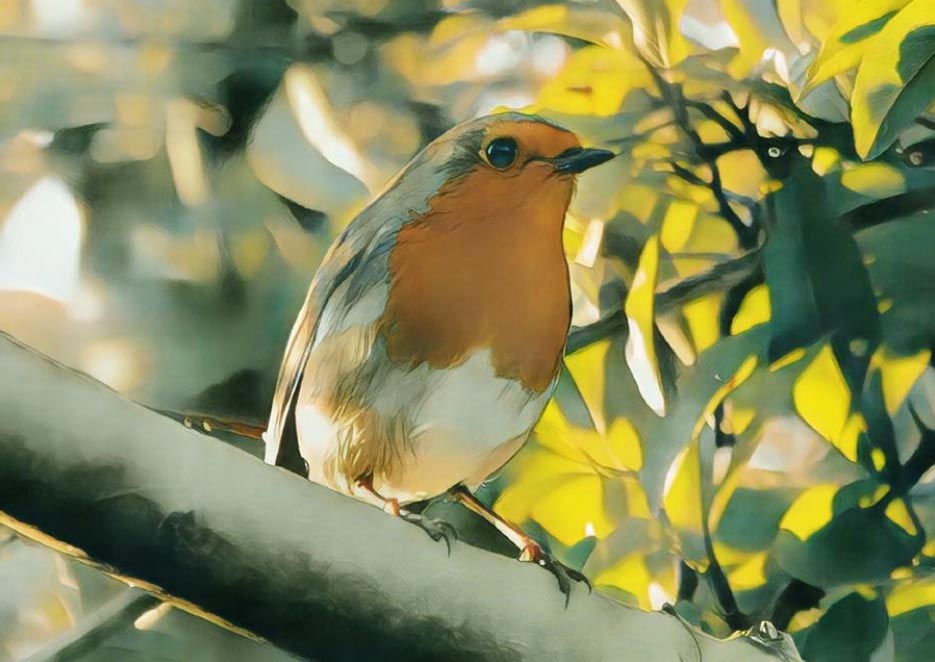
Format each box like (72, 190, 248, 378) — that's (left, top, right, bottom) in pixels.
(780, 484, 839, 540)
(859, 484, 889, 508)
(793, 344, 851, 445)
(533, 400, 594, 464)
(872, 447, 888, 472)
(804, 0, 911, 93)
(538, 46, 649, 116)
(720, 0, 792, 77)
(622, 475, 651, 518)
(495, 446, 591, 524)
(692, 354, 759, 440)
(564, 338, 611, 431)
(660, 200, 698, 253)
(887, 577, 935, 616)
(614, 0, 691, 68)
(498, 4, 631, 49)
(532, 473, 617, 545)
(769, 347, 807, 372)
(717, 149, 768, 200)
(729, 551, 768, 590)
(604, 417, 644, 471)
(731, 284, 771, 334)
(837, 413, 866, 462)
(594, 553, 653, 609)
(851, 0, 935, 158)
(625, 235, 666, 415)
(811, 147, 841, 176)
(840, 163, 906, 197)
(682, 293, 722, 355)
(778, 0, 853, 45)
(663, 444, 703, 538)
(885, 497, 918, 536)
(872, 347, 931, 414)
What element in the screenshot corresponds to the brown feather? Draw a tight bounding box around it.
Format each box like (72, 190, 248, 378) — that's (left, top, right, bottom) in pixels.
(381, 142, 578, 393)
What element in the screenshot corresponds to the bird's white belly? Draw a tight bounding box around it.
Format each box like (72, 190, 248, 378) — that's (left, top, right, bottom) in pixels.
(294, 347, 555, 505)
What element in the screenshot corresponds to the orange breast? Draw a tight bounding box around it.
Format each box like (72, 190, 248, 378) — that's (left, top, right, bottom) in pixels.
(381, 166, 574, 393)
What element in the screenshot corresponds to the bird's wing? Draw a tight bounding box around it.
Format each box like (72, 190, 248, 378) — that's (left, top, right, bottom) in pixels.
(263, 207, 401, 466)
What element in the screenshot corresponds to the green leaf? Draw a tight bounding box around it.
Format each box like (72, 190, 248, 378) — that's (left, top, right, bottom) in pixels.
(852, 0, 935, 158)
(803, 0, 911, 94)
(797, 593, 889, 662)
(763, 161, 880, 369)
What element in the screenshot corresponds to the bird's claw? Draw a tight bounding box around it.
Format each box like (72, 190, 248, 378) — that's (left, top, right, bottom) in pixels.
(520, 540, 591, 606)
(400, 511, 457, 555)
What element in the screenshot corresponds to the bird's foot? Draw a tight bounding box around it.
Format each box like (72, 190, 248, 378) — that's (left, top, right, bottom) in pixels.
(519, 538, 591, 606)
(400, 510, 457, 555)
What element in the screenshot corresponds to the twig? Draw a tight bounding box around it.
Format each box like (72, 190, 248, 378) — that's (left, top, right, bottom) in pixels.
(900, 402, 935, 492)
(640, 61, 759, 249)
(842, 187, 935, 232)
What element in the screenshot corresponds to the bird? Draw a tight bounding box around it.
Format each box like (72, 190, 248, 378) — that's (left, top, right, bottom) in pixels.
(263, 111, 614, 596)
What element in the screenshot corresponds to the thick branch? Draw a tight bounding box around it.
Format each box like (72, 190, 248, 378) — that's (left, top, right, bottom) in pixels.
(0, 333, 798, 661)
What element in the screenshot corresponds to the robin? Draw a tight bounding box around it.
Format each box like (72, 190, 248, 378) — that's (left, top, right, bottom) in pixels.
(263, 112, 614, 596)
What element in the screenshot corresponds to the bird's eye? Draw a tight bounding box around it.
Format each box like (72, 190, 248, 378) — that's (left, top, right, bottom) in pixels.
(485, 137, 518, 169)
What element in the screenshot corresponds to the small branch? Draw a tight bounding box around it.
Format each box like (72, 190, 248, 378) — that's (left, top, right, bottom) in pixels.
(641, 62, 758, 249)
(900, 402, 935, 492)
(567, 251, 764, 353)
(685, 100, 745, 143)
(842, 186, 935, 232)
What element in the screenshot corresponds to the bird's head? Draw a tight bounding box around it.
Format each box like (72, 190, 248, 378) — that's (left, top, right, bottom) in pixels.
(378, 113, 615, 235)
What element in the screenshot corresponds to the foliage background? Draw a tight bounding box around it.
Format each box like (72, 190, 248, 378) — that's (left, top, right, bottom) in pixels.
(1, 0, 934, 660)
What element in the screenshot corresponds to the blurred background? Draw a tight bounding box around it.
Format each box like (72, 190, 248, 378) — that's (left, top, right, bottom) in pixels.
(1, 0, 934, 660)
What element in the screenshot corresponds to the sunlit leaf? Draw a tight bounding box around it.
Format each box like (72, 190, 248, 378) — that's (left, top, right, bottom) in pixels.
(727, 550, 767, 590)
(720, 0, 797, 77)
(887, 577, 935, 617)
(851, 0, 935, 158)
(593, 552, 654, 609)
(804, 0, 912, 94)
(625, 235, 666, 415)
(779, 483, 839, 541)
(793, 343, 852, 454)
(498, 4, 631, 49)
(731, 284, 771, 334)
(840, 163, 907, 198)
(884, 498, 918, 537)
(564, 338, 611, 431)
(538, 45, 650, 116)
(614, 0, 691, 68)
(871, 347, 931, 414)
(532, 473, 617, 545)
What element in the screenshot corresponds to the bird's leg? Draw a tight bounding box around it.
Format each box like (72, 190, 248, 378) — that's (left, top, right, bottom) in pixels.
(450, 484, 590, 603)
(356, 474, 456, 553)
(357, 473, 401, 515)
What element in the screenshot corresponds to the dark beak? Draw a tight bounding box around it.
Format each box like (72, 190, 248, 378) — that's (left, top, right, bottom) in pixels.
(552, 147, 616, 174)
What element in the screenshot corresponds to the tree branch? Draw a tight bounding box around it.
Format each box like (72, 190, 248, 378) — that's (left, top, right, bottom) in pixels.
(566, 250, 763, 354)
(0, 333, 799, 662)
(842, 186, 935, 232)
